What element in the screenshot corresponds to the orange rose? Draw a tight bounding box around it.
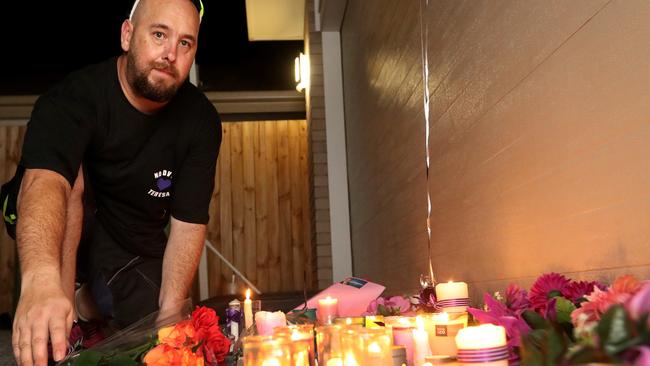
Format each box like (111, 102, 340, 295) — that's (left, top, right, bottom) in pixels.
(158, 320, 198, 348)
(144, 344, 204, 366)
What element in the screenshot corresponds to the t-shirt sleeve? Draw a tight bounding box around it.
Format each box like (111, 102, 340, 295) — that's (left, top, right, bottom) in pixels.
(171, 104, 222, 224)
(20, 92, 95, 187)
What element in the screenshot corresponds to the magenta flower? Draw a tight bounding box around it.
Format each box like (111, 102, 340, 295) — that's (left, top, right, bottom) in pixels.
(468, 293, 531, 349)
(528, 273, 570, 315)
(563, 280, 606, 303)
(505, 284, 530, 314)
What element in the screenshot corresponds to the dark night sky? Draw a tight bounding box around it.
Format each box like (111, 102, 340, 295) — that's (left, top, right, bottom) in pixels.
(0, 1, 303, 94)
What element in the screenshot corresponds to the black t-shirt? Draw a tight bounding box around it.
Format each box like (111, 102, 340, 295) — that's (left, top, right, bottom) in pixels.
(20, 57, 222, 258)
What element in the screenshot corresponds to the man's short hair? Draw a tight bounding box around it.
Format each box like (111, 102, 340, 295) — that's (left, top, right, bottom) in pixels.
(129, 0, 204, 22)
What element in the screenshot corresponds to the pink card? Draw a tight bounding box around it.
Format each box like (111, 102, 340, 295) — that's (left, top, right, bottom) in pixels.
(296, 277, 385, 316)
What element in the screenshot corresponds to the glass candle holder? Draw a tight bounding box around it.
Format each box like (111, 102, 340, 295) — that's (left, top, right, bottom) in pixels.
(242, 335, 292, 366)
(423, 312, 467, 357)
(339, 325, 363, 366)
(273, 325, 316, 366)
(357, 327, 393, 366)
(316, 324, 342, 366)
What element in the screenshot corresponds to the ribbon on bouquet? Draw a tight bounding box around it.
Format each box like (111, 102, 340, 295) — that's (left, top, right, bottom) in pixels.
(457, 345, 509, 363)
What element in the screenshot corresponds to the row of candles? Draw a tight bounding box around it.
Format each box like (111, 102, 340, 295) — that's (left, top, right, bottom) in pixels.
(239, 281, 510, 366)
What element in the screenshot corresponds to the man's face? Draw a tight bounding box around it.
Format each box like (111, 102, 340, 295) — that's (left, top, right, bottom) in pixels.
(124, 0, 200, 102)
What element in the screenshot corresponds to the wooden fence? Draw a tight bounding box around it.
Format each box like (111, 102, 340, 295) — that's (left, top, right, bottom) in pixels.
(0, 119, 313, 315)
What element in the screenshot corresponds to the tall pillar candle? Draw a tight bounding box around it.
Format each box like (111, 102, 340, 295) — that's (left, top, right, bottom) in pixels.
(435, 281, 469, 313)
(455, 324, 508, 366)
(244, 289, 253, 330)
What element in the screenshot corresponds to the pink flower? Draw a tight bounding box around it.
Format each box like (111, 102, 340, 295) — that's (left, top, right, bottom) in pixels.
(364, 295, 412, 316)
(627, 281, 650, 322)
(571, 275, 643, 325)
(505, 284, 530, 314)
(468, 293, 531, 349)
(528, 273, 570, 315)
(563, 280, 606, 303)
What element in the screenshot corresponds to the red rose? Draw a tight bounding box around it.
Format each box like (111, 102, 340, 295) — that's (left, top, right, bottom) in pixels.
(191, 306, 231, 366)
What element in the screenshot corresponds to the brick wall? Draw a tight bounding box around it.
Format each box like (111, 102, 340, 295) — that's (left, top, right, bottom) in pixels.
(304, 0, 332, 289)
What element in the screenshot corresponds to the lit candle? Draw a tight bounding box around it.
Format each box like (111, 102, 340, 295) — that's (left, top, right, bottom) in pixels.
(326, 358, 342, 366)
(244, 289, 253, 329)
(391, 317, 415, 366)
(412, 316, 432, 366)
(317, 296, 339, 324)
(435, 281, 469, 313)
(255, 311, 287, 336)
(455, 324, 508, 366)
(424, 312, 466, 357)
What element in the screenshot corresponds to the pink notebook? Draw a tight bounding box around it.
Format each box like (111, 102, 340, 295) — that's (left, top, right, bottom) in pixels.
(296, 277, 385, 316)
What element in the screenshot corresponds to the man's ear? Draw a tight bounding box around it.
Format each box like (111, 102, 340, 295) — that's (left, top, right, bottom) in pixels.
(121, 20, 133, 52)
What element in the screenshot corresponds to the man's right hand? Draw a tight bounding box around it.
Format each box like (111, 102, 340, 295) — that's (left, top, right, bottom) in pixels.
(13, 275, 74, 366)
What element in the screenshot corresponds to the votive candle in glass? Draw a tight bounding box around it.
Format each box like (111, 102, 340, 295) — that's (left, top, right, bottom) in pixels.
(242, 335, 291, 366)
(255, 311, 287, 336)
(424, 312, 466, 357)
(317, 296, 339, 325)
(316, 324, 342, 366)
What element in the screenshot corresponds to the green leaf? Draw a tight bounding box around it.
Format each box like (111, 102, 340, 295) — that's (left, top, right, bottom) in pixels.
(523, 310, 548, 330)
(597, 305, 635, 356)
(106, 354, 140, 366)
(554, 297, 576, 326)
(69, 351, 104, 366)
(567, 345, 611, 364)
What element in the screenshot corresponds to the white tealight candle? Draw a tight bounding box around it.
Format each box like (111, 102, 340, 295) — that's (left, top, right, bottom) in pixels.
(317, 296, 339, 324)
(435, 281, 469, 313)
(455, 324, 508, 366)
(244, 289, 253, 329)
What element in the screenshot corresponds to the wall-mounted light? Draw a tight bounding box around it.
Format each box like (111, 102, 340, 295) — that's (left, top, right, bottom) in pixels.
(295, 52, 310, 92)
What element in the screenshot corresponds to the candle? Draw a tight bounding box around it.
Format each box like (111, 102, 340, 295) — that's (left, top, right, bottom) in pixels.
(317, 296, 339, 324)
(435, 281, 469, 313)
(227, 299, 241, 340)
(326, 358, 343, 366)
(255, 311, 287, 336)
(412, 316, 432, 366)
(424, 312, 466, 357)
(316, 324, 342, 366)
(244, 289, 254, 330)
(455, 324, 508, 366)
(391, 318, 415, 366)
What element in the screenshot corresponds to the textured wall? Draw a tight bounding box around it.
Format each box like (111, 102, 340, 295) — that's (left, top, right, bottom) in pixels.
(342, 0, 650, 299)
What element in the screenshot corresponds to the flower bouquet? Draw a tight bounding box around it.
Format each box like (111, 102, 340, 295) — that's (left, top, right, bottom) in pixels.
(469, 273, 650, 365)
(57, 305, 231, 366)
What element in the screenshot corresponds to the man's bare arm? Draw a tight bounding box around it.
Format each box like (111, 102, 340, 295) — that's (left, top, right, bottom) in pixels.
(159, 216, 206, 315)
(12, 168, 74, 366)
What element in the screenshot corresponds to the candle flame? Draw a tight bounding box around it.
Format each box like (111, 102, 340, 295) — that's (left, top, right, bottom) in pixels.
(368, 341, 381, 354)
(345, 353, 359, 366)
(448, 280, 453, 283)
(326, 295, 332, 300)
(416, 316, 425, 331)
(346, 318, 352, 325)
(423, 363, 433, 366)
(245, 289, 251, 300)
(291, 329, 301, 341)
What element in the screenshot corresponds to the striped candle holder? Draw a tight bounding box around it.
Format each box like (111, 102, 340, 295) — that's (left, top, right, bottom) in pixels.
(457, 345, 508, 364)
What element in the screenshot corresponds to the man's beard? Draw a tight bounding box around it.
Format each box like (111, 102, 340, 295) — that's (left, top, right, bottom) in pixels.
(126, 52, 181, 103)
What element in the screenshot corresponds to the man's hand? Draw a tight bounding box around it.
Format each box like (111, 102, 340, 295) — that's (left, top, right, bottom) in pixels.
(13, 275, 74, 366)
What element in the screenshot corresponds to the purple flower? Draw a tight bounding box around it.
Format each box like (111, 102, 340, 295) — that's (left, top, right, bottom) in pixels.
(563, 280, 606, 304)
(528, 273, 570, 315)
(468, 293, 531, 349)
(623, 345, 650, 366)
(505, 284, 530, 314)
